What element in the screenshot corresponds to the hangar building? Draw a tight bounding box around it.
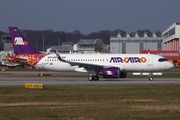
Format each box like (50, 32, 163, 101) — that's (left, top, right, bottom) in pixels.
(162, 22, 180, 52)
(110, 30, 162, 54)
(48, 39, 108, 54)
(0, 35, 13, 51)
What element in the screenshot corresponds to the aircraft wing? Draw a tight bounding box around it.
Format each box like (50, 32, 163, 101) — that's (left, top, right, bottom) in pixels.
(54, 50, 104, 69)
(1, 60, 20, 67)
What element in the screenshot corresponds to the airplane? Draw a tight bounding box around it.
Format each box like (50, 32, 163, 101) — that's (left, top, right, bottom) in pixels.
(7, 27, 174, 81)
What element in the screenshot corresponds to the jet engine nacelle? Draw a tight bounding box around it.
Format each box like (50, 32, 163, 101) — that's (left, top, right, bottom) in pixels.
(102, 67, 120, 78)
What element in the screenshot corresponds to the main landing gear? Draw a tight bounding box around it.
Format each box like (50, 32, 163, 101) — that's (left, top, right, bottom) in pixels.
(88, 75, 99, 81)
(149, 72, 153, 81)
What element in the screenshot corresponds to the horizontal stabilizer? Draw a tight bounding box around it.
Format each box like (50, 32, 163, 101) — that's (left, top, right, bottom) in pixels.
(15, 58, 28, 63)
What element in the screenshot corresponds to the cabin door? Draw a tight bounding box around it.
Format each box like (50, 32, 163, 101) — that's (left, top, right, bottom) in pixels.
(147, 55, 153, 68)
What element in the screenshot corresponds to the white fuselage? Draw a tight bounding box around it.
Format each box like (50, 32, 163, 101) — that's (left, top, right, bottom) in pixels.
(35, 53, 174, 72)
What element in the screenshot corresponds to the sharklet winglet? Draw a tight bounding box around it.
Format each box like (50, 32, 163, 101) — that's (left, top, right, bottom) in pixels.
(54, 50, 66, 62)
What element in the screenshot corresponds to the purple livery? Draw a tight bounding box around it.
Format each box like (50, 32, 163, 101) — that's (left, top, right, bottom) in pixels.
(8, 27, 41, 54)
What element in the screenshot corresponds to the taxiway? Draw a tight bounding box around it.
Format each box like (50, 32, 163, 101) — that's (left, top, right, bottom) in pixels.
(0, 71, 180, 86)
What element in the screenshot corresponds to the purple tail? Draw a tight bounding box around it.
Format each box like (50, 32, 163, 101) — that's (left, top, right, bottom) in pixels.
(8, 27, 40, 54)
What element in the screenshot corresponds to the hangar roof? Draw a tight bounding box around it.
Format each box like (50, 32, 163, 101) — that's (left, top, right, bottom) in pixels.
(50, 46, 72, 52)
(77, 39, 97, 45)
(110, 30, 162, 38)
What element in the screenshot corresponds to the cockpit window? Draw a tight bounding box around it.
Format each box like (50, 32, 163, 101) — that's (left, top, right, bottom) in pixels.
(158, 58, 168, 62)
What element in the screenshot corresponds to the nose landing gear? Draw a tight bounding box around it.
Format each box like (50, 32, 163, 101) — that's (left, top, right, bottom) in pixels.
(149, 72, 153, 81)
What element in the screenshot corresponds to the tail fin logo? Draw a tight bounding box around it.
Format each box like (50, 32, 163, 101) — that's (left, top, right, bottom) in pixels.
(14, 37, 28, 45)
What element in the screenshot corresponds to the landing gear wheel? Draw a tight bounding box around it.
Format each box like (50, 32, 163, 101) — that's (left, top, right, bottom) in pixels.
(148, 72, 153, 81)
(149, 77, 153, 81)
(93, 76, 99, 81)
(88, 76, 94, 81)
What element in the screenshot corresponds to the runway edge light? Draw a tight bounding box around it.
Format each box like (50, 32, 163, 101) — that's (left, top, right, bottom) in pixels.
(25, 83, 44, 89)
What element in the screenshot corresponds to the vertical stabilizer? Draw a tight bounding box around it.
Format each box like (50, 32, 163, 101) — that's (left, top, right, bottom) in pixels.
(8, 27, 40, 54)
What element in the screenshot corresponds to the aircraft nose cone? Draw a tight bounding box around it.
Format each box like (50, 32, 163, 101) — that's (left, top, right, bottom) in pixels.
(168, 62, 174, 69)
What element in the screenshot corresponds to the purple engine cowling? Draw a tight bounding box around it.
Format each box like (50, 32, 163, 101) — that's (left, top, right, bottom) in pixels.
(102, 67, 120, 78)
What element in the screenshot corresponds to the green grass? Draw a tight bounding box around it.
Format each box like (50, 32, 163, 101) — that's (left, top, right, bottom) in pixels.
(0, 85, 180, 120)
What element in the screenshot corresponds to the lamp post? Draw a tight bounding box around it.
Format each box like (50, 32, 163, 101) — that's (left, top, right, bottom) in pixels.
(119, 36, 120, 53)
(42, 36, 45, 51)
(36, 41, 37, 50)
(57, 38, 61, 46)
